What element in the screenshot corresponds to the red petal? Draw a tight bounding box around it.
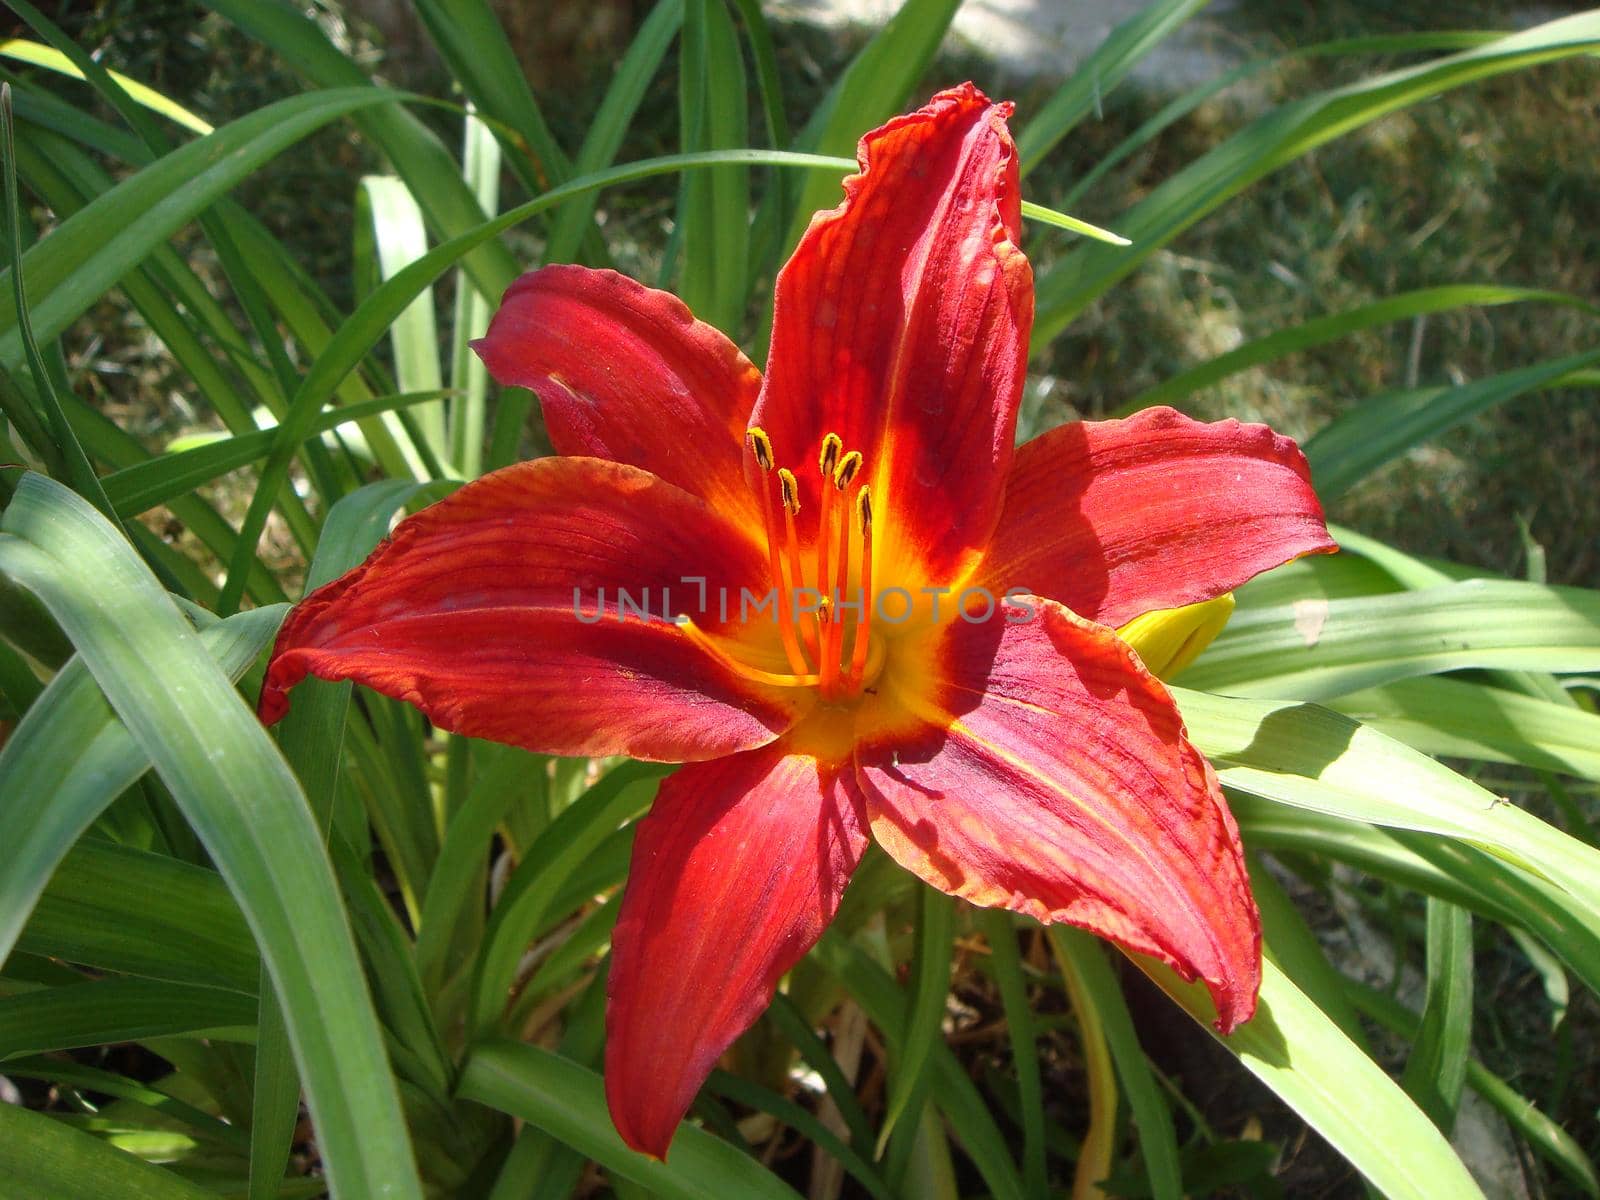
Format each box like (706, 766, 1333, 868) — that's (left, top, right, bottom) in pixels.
(606, 740, 868, 1157)
(472, 265, 762, 525)
(981, 407, 1336, 627)
(856, 597, 1260, 1031)
(259, 458, 808, 762)
(750, 83, 1032, 588)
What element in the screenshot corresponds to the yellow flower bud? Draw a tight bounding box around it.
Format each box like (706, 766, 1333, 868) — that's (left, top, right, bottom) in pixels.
(1117, 593, 1236, 680)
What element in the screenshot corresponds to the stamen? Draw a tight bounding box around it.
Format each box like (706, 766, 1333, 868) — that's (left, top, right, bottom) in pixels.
(749, 432, 811, 677)
(777, 467, 819, 658)
(815, 459, 838, 626)
(748, 426, 774, 472)
(818, 432, 843, 478)
(847, 485, 875, 687)
(678, 617, 820, 688)
(819, 466, 858, 699)
(818, 447, 860, 640)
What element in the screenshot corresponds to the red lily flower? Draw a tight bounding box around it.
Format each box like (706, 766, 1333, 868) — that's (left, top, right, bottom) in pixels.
(259, 84, 1334, 1159)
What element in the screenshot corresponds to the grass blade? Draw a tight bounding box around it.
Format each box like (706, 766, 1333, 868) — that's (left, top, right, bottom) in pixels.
(978, 911, 1048, 1199)
(0, 605, 280, 973)
(448, 106, 500, 478)
(19, 839, 258, 992)
(0, 87, 404, 368)
(1401, 899, 1473, 1133)
(709, 1070, 893, 1200)
(469, 762, 665, 1038)
(247, 977, 300, 1200)
(814, 930, 1028, 1200)
(1055, 928, 1117, 1200)
(1132, 953, 1485, 1200)
(1, 1054, 246, 1152)
(1329, 676, 1600, 782)
(1303, 347, 1600, 499)
(2, 85, 115, 519)
(1249, 861, 1370, 1048)
(678, 0, 749, 335)
(101, 390, 451, 518)
(766, 993, 875, 1154)
(415, 745, 534, 1003)
(1059, 32, 1502, 212)
(544, 0, 684, 266)
(0, 473, 423, 1200)
(0, 1100, 216, 1199)
(1348, 981, 1600, 1198)
(781, 0, 960, 255)
(200, 0, 519, 303)
(1183, 579, 1600, 700)
(1237, 798, 1600, 1002)
(357, 175, 446, 472)
(0, 977, 257, 1056)
(878, 885, 953, 1165)
(1176, 687, 1600, 921)
(408, 0, 574, 199)
(458, 1037, 803, 1200)
(728, 0, 789, 151)
(0, 37, 212, 134)
(1123, 285, 1597, 414)
(1051, 928, 1181, 1200)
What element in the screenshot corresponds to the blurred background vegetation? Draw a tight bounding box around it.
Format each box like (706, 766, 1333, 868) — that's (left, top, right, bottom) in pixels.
(9, 2, 1597, 1194)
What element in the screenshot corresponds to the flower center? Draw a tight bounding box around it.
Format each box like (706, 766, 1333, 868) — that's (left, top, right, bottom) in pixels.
(679, 426, 884, 703)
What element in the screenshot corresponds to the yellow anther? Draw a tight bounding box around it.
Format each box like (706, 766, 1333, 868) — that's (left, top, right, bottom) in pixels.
(832, 450, 863, 490)
(856, 484, 873, 531)
(819, 432, 843, 478)
(748, 427, 774, 472)
(777, 467, 800, 515)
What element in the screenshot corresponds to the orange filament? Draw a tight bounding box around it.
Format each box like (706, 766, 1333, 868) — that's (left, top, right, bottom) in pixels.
(748, 428, 812, 677)
(819, 448, 844, 630)
(846, 485, 874, 688)
(819, 552, 847, 696)
(777, 467, 819, 658)
(819, 456, 862, 700)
